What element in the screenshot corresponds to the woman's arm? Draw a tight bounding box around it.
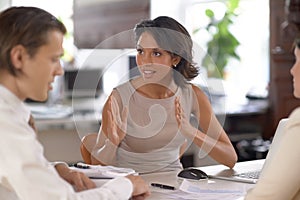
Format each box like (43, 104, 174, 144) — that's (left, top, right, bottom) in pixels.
(91, 90, 127, 165)
(91, 129, 118, 165)
(175, 84, 237, 168)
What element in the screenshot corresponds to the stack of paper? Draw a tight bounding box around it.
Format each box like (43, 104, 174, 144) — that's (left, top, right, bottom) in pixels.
(70, 163, 137, 179)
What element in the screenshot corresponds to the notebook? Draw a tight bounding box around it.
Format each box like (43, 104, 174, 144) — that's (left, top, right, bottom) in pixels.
(208, 118, 288, 184)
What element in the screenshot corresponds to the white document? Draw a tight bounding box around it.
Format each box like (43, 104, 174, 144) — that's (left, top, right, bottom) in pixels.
(175, 179, 246, 200)
(70, 163, 136, 179)
(147, 179, 248, 200)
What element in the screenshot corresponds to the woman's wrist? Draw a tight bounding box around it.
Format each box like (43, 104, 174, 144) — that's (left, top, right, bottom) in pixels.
(91, 139, 118, 165)
(181, 125, 199, 139)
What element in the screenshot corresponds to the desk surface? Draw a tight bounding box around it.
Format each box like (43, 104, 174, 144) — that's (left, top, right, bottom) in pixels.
(94, 159, 264, 200)
(145, 160, 264, 200)
(29, 94, 268, 124)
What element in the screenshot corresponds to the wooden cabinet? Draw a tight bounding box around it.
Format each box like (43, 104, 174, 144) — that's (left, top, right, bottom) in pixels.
(268, 0, 300, 138)
(73, 0, 150, 49)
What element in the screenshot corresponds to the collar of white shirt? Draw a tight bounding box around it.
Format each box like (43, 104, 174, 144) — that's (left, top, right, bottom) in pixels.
(0, 84, 31, 124)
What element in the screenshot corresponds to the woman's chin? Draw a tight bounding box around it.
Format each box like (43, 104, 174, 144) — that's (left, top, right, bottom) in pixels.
(294, 91, 300, 99)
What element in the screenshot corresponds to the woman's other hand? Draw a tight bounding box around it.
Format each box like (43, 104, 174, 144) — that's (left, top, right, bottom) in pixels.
(174, 96, 197, 139)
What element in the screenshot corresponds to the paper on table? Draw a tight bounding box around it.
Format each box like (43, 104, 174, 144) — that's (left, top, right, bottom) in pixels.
(147, 179, 247, 200)
(150, 190, 244, 200)
(175, 179, 245, 200)
(70, 164, 136, 179)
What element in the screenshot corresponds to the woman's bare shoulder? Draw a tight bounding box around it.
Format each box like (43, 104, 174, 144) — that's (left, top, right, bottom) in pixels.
(190, 83, 209, 99)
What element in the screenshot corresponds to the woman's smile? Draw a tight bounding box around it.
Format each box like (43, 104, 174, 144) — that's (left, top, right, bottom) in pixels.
(142, 69, 156, 78)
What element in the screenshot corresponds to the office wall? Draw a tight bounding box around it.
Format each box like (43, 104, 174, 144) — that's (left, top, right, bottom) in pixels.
(0, 0, 10, 10)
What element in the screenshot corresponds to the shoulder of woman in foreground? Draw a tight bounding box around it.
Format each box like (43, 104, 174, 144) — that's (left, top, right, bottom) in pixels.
(287, 107, 300, 126)
(289, 107, 300, 117)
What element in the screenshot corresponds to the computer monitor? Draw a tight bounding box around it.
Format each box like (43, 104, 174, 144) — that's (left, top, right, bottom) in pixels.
(64, 68, 103, 98)
(128, 55, 140, 79)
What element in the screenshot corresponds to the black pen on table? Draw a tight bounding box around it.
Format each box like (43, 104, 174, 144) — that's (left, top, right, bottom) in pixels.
(151, 183, 176, 190)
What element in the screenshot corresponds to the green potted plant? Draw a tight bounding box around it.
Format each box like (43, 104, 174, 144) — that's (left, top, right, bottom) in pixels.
(194, 0, 240, 78)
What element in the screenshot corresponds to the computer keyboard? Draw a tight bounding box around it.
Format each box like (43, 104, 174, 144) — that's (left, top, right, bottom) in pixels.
(234, 170, 261, 179)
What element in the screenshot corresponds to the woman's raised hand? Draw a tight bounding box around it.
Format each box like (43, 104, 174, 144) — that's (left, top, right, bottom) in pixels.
(175, 96, 197, 139)
(107, 95, 128, 146)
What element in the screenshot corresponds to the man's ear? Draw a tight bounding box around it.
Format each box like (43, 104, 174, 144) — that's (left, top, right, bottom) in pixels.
(10, 45, 27, 70)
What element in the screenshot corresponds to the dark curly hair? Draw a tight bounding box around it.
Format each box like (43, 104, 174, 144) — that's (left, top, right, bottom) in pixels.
(134, 16, 198, 87)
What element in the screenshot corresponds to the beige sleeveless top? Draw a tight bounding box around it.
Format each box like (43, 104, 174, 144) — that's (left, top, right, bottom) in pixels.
(114, 81, 196, 174)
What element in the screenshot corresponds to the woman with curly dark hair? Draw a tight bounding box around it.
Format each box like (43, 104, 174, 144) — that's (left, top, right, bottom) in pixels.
(89, 16, 237, 173)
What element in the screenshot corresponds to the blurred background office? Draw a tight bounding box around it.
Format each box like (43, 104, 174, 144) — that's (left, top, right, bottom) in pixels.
(0, 0, 269, 97)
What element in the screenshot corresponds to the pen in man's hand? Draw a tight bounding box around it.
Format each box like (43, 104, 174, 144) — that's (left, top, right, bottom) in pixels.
(151, 183, 175, 190)
(74, 162, 90, 169)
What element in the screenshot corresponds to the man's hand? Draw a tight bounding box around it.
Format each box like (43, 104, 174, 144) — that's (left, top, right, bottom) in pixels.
(55, 163, 96, 192)
(126, 175, 150, 199)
